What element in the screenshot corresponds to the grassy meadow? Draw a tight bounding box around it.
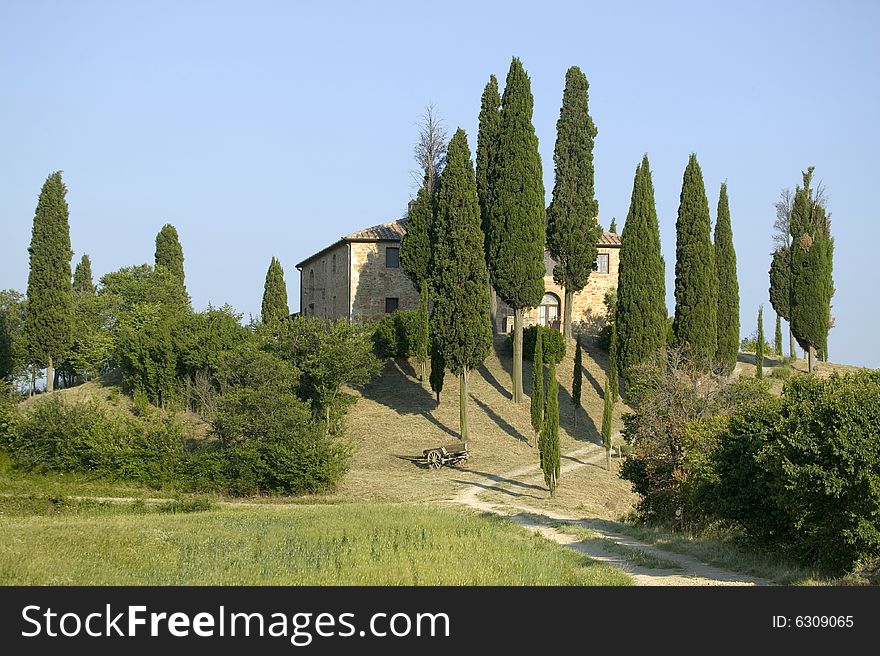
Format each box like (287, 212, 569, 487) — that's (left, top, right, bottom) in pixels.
(0, 501, 631, 586)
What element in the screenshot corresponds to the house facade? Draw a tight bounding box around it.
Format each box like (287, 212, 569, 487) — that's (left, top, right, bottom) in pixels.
(296, 218, 620, 332)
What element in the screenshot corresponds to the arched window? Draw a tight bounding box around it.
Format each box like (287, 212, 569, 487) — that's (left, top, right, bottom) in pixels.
(538, 292, 560, 329)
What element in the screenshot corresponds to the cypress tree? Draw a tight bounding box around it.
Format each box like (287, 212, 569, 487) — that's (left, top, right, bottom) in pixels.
(476, 74, 502, 332)
(714, 183, 739, 373)
(530, 328, 544, 440)
(400, 183, 433, 290)
(261, 256, 289, 324)
(601, 375, 613, 471)
(73, 254, 96, 295)
(546, 66, 602, 340)
(415, 280, 429, 381)
(769, 247, 793, 357)
(756, 306, 764, 379)
(609, 319, 619, 402)
(571, 340, 582, 428)
(487, 58, 546, 404)
(775, 314, 783, 358)
(25, 171, 74, 393)
(430, 341, 445, 403)
(789, 168, 834, 371)
(609, 217, 617, 234)
(616, 156, 667, 386)
(539, 359, 561, 497)
(673, 154, 717, 366)
(154, 224, 186, 290)
(429, 129, 492, 441)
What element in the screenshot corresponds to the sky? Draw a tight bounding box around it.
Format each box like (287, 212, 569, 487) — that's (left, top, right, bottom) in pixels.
(1, 0, 878, 368)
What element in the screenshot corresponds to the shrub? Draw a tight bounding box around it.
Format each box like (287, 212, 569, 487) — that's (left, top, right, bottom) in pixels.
(507, 325, 565, 364)
(371, 311, 420, 358)
(772, 372, 880, 572)
(679, 414, 729, 524)
(740, 330, 772, 354)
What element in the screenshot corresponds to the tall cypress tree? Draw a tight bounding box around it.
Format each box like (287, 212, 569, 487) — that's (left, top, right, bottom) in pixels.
(400, 184, 433, 290)
(571, 340, 583, 427)
(775, 314, 783, 358)
(25, 171, 74, 392)
(673, 154, 717, 365)
(714, 183, 739, 373)
(487, 58, 546, 404)
(616, 156, 667, 386)
(261, 256, 289, 324)
(755, 306, 764, 379)
(769, 246, 793, 357)
(415, 280, 429, 381)
(609, 217, 617, 234)
(430, 129, 492, 441)
(540, 359, 560, 496)
(609, 319, 619, 402)
(601, 375, 613, 471)
(546, 66, 602, 340)
(476, 74, 502, 333)
(72, 254, 96, 295)
(155, 224, 186, 289)
(530, 329, 544, 441)
(789, 167, 834, 371)
(430, 341, 445, 403)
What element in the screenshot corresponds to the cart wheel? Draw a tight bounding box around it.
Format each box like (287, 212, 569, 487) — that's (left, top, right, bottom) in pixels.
(426, 450, 442, 469)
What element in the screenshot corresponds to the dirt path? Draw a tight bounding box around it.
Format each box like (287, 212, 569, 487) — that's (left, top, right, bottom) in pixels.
(447, 445, 770, 586)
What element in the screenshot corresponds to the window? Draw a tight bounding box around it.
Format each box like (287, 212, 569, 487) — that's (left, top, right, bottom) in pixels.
(385, 297, 399, 313)
(596, 253, 609, 274)
(332, 253, 337, 273)
(386, 246, 400, 268)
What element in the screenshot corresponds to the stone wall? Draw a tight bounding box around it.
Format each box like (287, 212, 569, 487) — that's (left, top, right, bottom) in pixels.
(300, 241, 350, 321)
(495, 246, 620, 334)
(349, 241, 420, 321)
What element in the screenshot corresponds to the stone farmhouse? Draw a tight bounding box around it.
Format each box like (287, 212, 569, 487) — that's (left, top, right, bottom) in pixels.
(295, 218, 620, 333)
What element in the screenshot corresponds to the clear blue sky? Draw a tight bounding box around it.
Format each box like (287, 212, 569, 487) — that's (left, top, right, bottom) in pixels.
(2, 1, 878, 367)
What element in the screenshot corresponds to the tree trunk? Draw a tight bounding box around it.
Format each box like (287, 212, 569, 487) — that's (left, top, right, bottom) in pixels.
(549, 470, 556, 498)
(459, 368, 469, 441)
(807, 345, 815, 373)
(512, 309, 524, 403)
(789, 325, 796, 361)
(29, 366, 35, 398)
(606, 447, 612, 472)
(488, 273, 498, 336)
(563, 288, 573, 340)
(46, 356, 54, 393)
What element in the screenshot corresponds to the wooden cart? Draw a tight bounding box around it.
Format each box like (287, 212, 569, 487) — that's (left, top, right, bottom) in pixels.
(421, 443, 470, 469)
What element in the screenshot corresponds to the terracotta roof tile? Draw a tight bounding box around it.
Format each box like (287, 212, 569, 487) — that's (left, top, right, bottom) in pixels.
(345, 218, 408, 241)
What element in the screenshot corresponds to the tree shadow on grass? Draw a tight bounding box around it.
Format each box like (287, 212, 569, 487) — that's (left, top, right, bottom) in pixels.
(359, 358, 458, 437)
(471, 396, 529, 444)
(476, 362, 512, 400)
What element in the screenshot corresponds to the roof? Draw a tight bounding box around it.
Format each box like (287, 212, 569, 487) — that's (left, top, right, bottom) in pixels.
(297, 219, 618, 269)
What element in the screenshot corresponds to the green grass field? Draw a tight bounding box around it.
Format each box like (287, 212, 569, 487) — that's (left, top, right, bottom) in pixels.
(0, 502, 632, 586)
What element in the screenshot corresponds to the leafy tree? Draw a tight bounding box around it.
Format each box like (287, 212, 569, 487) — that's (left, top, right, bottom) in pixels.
(775, 314, 783, 357)
(261, 256, 289, 324)
(429, 129, 492, 441)
(540, 359, 561, 496)
(98, 264, 190, 327)
(616, 156, 667, 386)
(154, 224, 186, 292)
(572, 340, 583, 427)
(714, 183, 739, 373)
(530, 328, 544, 440)
(73, 254, 96, 294)
(487, 58, 546, 404)
(546, 66, 602, 339)
(269, 317, 380, 432)
(609, 217, 617, 234)
(756, 306, 764, 379)
(673, 154, 717, 365)
(115, 302, 179, 406)
(25, 171, 74, 392)
(789, 168, 834, 371)
(400, 184, 433, 291)
(602, 375, 613, 470)
(0, 290, 27, 383)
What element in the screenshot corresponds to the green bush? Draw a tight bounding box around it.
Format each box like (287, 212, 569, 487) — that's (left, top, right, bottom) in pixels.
(679, 414, 729, 523)
(371, 311, 420, 358)
(740, 330, 772, 354)
(772, 372, 880, 572)
(506, 325, 566, 364)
